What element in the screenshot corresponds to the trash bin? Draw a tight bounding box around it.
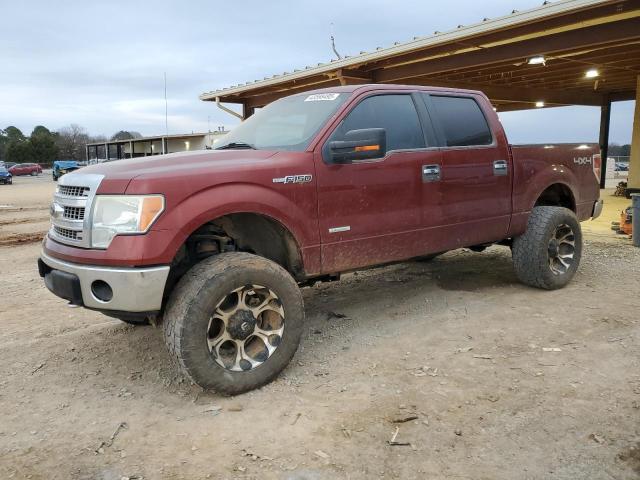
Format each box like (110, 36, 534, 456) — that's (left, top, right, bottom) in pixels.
(632, 194, 640, 247)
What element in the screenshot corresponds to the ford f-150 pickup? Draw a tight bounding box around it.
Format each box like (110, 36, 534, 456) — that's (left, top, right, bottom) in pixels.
(38, 84, 603, 394)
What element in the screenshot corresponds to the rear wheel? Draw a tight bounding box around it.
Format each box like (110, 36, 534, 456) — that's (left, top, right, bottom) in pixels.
(163, 252, 304, 395)
(512, 206, 582, 290)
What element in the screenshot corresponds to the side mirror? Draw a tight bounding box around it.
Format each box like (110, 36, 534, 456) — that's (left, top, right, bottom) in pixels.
(328, 128, 387, 164)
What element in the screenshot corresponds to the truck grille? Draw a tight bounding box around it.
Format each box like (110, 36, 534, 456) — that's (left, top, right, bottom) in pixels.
(63, 206, 85, 220)
(53, 226, 82, 241)
(49, 174, 104, 248)
(58, 185, 89, 197)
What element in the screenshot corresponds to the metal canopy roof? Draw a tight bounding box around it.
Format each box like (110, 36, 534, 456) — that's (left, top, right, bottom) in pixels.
(86, 132, 217, 147)
(200, 0, 640, 112)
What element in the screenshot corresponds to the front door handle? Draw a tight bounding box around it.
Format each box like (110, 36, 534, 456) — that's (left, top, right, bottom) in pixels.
(422, 164, 441, 182)
(493, 160, 508, 176)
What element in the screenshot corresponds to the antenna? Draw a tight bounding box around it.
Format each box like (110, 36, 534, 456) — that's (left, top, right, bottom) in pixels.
(164, 72, 169, 137)
(330, 22, 342, 60)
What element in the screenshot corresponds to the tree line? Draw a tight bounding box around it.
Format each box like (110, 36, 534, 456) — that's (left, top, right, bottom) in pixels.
(608, 143, 631, 157)
(0, 126, 143, 166)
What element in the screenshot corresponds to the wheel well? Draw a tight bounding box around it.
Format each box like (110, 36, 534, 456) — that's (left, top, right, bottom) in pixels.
(166, 213, 304, 295)
(534, 184, 576, 212)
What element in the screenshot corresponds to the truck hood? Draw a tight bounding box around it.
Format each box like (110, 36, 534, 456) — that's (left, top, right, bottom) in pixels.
(79, 149, 278, 194)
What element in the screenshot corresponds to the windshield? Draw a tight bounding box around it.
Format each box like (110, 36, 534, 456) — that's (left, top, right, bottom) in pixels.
(215, 92, 348, 151)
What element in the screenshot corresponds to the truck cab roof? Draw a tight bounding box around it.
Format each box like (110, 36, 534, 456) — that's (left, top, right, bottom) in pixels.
(302, 83, 487, 98)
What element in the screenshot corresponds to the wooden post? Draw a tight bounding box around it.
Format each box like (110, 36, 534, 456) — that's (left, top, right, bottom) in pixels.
(627, 76, 640, 195)
(242, 102, 255, 120)
(599, 96, 611, 189)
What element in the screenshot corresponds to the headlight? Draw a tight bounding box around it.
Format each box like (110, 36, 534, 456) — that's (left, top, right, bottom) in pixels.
(91, 195, 164, 248)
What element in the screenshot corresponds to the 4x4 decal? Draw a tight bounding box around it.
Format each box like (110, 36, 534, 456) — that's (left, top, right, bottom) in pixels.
(573, 156, 593, 165)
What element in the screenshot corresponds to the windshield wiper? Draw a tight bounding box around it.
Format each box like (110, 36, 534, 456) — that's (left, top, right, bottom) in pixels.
(216, 142, 256, 150)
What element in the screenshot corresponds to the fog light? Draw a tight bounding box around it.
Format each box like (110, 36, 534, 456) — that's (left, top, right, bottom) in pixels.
(91, 280, 113, 302)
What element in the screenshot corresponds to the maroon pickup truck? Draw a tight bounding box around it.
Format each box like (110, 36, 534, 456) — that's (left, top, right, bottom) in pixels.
(39, 85, 602, 394)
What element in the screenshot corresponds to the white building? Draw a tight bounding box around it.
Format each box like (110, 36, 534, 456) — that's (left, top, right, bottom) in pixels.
(86, 131, 227, 162)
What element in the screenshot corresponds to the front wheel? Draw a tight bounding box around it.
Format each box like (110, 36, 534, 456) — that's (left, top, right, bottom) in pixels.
(163, 252, 304, 395)
(512, 206, 582, 290)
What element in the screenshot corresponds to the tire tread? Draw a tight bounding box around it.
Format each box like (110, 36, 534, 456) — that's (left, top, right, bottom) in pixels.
(512, 206, 582, 290)
(163, 252, 303, 395)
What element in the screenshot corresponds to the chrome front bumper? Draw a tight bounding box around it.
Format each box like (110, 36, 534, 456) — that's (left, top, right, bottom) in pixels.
(592, 199, 604, 220)
(39, 252, 170, 312)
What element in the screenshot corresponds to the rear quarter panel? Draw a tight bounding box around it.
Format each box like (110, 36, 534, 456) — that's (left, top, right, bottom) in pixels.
(509, 143, 600, 236)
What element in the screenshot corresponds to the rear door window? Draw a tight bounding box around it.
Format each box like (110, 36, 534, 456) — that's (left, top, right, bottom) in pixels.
(427, 95, 493, 147)
(331, 94, 426, 152)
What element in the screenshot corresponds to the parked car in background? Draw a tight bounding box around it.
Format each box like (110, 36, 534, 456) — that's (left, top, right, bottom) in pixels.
(615, 162, 629, 172)
(0, 167, 12, 185)
(52, 160, 80, 181)
(9, 163, 42, 176)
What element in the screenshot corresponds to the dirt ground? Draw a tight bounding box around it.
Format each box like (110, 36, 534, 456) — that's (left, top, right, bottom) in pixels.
(0, 175, 639, 480)
(0, 172, 53, 247)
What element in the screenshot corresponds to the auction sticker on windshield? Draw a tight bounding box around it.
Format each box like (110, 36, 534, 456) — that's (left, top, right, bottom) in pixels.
(304, 93, 340, 102)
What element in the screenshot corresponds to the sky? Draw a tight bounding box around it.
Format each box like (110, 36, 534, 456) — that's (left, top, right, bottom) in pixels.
(0, 0, 635, 144)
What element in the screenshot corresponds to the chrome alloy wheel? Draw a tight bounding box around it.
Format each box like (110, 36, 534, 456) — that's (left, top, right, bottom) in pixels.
(207, 285, 285, 372)
(548, 224, 576, 275)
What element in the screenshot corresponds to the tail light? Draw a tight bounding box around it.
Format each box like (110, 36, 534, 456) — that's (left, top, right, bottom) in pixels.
(592, 153, 602, 182)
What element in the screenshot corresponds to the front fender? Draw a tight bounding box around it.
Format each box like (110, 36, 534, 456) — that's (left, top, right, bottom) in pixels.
(149, 182, 320, 269)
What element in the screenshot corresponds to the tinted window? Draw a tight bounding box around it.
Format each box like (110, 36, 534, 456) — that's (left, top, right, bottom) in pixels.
(332, 95, 425, 152)
(428, 95, 492, 147)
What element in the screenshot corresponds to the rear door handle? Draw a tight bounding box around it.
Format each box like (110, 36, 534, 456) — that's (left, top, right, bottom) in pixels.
(493, 160, 508, 176)
(422, 164, 441, 182)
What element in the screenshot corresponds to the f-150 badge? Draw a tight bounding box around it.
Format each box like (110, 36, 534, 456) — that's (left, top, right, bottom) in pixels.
(272, 174, 312, 184)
